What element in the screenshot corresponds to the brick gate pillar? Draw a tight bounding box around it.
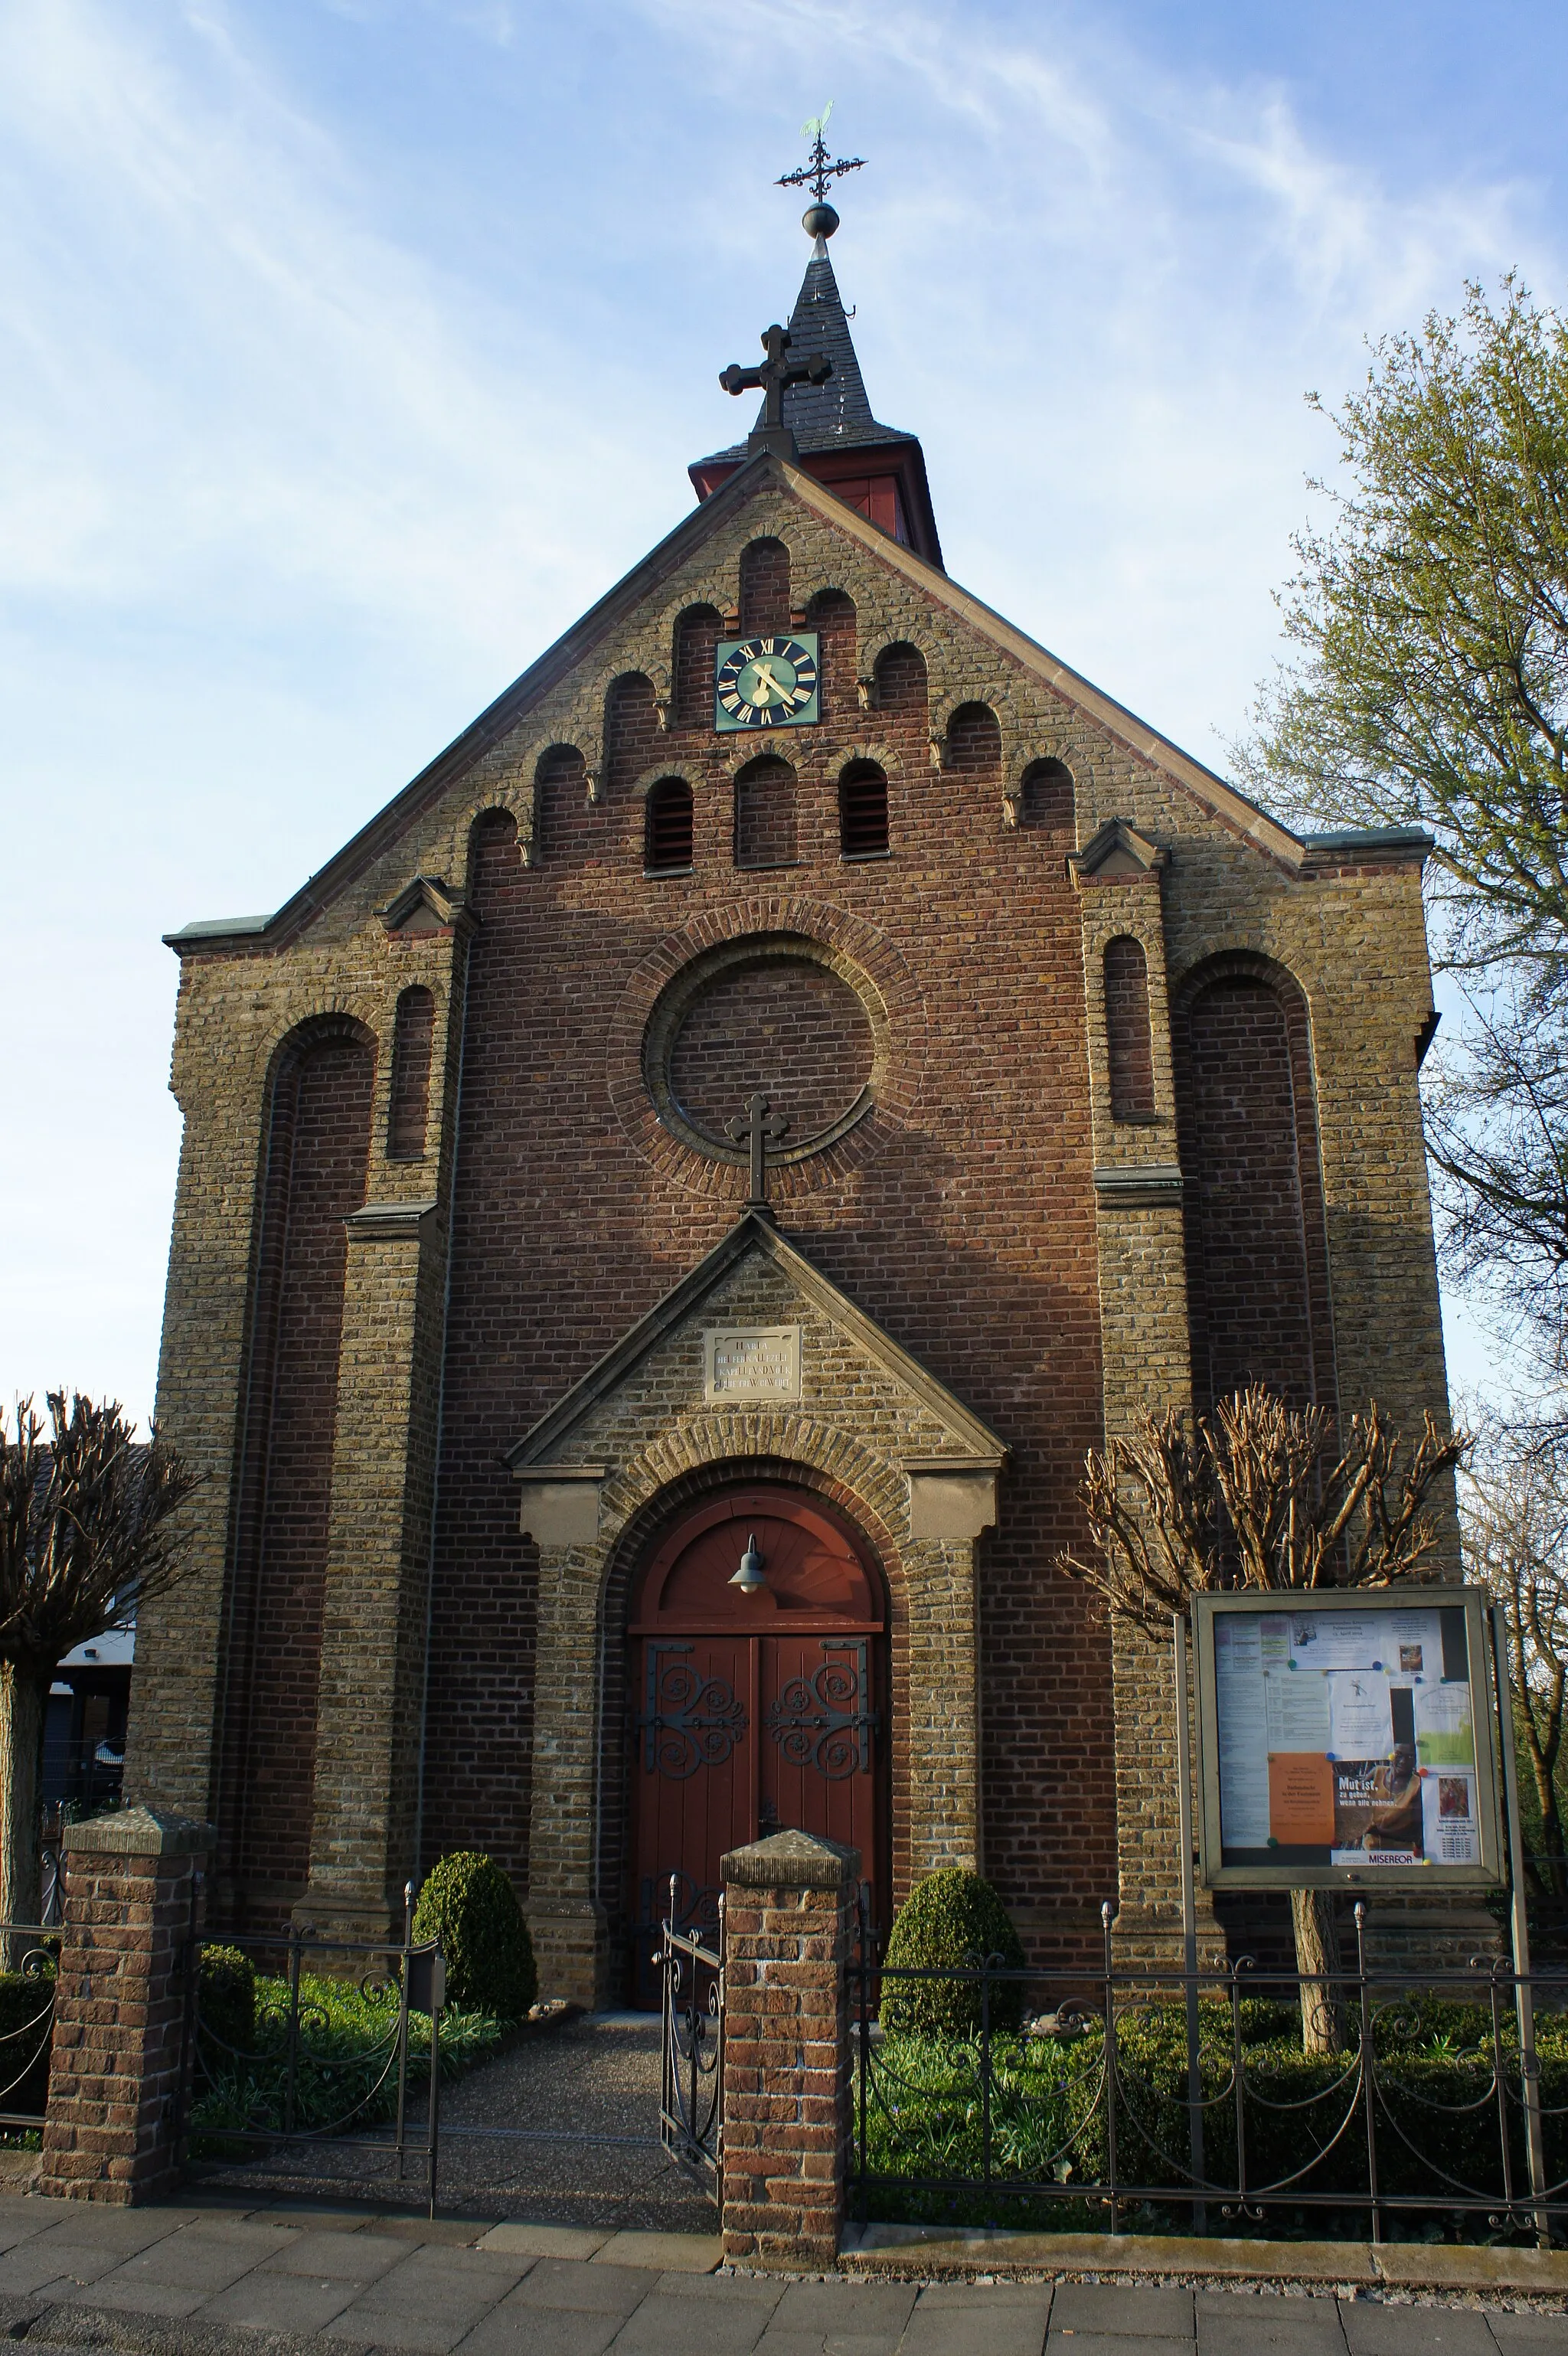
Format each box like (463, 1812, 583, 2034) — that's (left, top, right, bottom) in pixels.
(720, 1828, 858, 2270)
(40, 1806, 215, 2205)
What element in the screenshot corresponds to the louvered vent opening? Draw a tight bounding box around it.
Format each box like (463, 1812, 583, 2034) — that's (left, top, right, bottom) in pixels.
(839, 765, 889, 857)
(646, 780, 694, 871)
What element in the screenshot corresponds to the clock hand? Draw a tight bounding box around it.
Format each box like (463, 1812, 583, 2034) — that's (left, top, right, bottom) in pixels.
(751, 662, 782, 702)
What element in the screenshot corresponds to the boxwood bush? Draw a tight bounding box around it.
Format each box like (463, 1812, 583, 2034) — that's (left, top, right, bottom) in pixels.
(411, 1851, 537, 2020)
(880, 1870, 1026, 2038)
(198, 1945, 257, 2056)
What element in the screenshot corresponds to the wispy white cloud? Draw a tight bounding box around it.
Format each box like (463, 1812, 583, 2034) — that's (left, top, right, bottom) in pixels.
(0, 0, 1557, 1419)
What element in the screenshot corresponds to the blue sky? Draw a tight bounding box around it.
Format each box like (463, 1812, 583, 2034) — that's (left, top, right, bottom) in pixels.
(4, 0, 1564, 1426)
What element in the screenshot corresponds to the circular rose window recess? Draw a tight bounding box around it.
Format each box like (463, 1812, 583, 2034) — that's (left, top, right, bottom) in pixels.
(643, 934, 890, 1166)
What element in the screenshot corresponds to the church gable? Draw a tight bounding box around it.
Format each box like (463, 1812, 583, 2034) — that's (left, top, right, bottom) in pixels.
(506, 1211, 1005, 1551)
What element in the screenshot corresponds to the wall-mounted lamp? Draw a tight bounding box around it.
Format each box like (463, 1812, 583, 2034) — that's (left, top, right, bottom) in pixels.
(730, 1534, 767, 1596)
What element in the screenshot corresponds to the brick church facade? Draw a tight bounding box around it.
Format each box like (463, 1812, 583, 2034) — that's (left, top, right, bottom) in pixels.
(131, 214, 1452, 2004)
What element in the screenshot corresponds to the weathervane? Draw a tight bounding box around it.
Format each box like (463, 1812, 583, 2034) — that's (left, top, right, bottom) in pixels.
(776, 101, 865, 242)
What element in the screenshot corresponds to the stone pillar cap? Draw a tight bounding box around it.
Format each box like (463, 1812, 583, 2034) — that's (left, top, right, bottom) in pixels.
(61, 1805, 218, 1858)
(722, 1828, 861, 1889)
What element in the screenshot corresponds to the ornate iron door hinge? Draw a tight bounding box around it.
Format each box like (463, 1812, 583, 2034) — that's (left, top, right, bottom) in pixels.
(766, 1638, 878, 1779)
(638, 1642, 748, 1779)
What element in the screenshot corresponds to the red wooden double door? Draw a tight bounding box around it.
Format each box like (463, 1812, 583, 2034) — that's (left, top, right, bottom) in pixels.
(629, 1486, 887, 1993)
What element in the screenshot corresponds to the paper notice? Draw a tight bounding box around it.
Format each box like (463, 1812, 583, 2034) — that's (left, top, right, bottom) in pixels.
(1423, 1767, 1480, 1864)
(1216, 1616, 1270, 1847)
(1328, 1668, 1393, 1760)
(1415, 1681, 1475, 1768)
(1286, 1612, 1380, 1669)
(1264, 1668, 1331, 1751)
(1269, 1752, 1334, 1845)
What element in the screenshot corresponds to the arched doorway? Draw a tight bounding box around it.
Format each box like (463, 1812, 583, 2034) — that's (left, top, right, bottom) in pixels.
(629, 1485, 887, 2001)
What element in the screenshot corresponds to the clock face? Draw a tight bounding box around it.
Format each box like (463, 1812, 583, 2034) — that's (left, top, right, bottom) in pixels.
(714, 633, 821, 732)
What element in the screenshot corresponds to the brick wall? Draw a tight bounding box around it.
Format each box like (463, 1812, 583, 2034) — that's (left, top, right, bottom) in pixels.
(140, 462, 1449, 1976)
(739, 538, 791, 636)
(1174, 963, 1336, 1416)
(1105, 937, 1155, 1122)
(388, 986, 434, 1158)
(669, 954, 873, 1138)
(733, 756, 797, 868)
(218, 1022, 373, 1926)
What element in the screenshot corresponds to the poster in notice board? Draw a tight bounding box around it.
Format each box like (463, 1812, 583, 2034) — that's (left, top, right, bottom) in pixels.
(1193, 1590, 1503, 1890)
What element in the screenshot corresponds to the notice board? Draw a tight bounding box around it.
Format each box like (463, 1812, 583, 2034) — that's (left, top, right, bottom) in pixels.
(1192, 1588, 1504, 1891)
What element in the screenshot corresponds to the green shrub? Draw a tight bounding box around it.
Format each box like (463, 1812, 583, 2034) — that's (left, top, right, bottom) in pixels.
(880, 1869, 1027, 2038)
(198, 1945, 257, 2055)
(0, 1959, 55, 2117)
(411, 1852, 537, 2019)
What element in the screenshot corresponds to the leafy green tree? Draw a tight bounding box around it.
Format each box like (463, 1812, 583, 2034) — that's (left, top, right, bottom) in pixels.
(1239, 276, 1568, 1372)
(1461, 1430, 1568, 1908)
(0, 1394, 198, 1927)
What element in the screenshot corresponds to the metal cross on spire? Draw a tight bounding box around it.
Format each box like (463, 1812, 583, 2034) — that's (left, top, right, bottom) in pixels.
(727, 1093, 790, 1213)
(776, 101, 865, 211)
(720, 323, 831, 456)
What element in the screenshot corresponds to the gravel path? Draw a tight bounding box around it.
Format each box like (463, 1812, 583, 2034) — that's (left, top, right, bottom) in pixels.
(195, 2012, 717, 2230)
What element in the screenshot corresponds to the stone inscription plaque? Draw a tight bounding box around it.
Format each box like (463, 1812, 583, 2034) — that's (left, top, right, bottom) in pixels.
(704, 1325, 802, 1403)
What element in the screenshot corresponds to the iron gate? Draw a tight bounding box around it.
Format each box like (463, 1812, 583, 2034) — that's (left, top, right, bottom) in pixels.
(657, 1875, 724, 2189)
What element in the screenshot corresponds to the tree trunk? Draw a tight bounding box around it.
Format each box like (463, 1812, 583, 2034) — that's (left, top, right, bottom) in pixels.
(0, 1664, 46, 1938)
(1291, 1887, 1341, 2055)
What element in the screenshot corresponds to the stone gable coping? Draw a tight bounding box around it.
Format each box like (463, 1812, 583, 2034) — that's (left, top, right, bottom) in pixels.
(166, 452, 1321, 957)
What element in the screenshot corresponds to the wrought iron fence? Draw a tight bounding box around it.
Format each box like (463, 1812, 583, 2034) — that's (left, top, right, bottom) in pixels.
(657, 1876, 724, 2190)
(0, 1922, 57, 2128)
(190, 1891, 444, 2214)
(850, 1897, 1568, 2243)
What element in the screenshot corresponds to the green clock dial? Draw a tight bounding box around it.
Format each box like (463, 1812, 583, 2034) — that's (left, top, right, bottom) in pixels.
(714, 633, 821, 732)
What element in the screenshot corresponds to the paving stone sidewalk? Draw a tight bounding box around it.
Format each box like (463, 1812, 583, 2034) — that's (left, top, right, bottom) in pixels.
(0, 2196, 1558, 2356)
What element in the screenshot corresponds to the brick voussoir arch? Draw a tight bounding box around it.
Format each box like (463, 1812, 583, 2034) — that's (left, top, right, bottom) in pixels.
(606, 894, 929, 1201)
(1169, 943, 1317, 1023)
(596, 1411, 911, 1588)
(250, 1002, 381, 1101)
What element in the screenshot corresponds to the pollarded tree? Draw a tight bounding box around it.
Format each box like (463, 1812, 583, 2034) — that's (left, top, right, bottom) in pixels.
(0, 1394, 198, 1926)
(1057, 1384, 1465, 2054)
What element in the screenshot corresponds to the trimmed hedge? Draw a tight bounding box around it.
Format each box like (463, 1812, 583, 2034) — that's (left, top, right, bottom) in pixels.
(880, 1871, 1026, 2038)
(0, 1962, 54, 2119)
(198, 1945, 257, 2055)
(861, 1997, 1568, 2238)
(411, 1851, 537, 2020)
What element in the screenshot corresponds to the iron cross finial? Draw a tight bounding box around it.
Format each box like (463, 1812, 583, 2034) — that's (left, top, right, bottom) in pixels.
(776, 101, 866, 210)
(719, 322, 832, 440)
(727, 1093, 790, 1212)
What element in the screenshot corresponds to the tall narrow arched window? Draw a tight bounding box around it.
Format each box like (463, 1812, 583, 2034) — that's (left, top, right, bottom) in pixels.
(1174, 957, 1336, 1419)
(733, 756, 796, 868)
(839, 761, 889, 858)
(872, 641, 927, 722)
(224, 1017, 374, 1915)
(387, 986, 435, 1158)
(673, 606, 722, 730)
(945, 701, 1002, 777)
(739, 538, 790, 636)
(805, 588, 856, 721)
(646, 778, 694, 871)
(1019, 757, 1073, 829)
(1104, 938, 1155, 1122)
(605, 673, 658, 794)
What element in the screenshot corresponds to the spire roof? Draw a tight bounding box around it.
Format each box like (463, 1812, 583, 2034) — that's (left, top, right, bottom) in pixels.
(695, 244, 919, 467)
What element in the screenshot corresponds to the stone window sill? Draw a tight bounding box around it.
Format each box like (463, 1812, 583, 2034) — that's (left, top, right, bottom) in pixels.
(841, 849, 892, 863)
(735, 858, 808, 872)
(644, 866, 694, 880)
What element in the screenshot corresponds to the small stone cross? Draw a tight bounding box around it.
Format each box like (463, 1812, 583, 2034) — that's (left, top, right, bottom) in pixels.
(727, 1092, 791, 1211)
(720, 324, 831, 433)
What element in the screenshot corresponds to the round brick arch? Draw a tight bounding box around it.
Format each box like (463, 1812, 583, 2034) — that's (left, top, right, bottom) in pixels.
(605, 894, 928, 1206)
